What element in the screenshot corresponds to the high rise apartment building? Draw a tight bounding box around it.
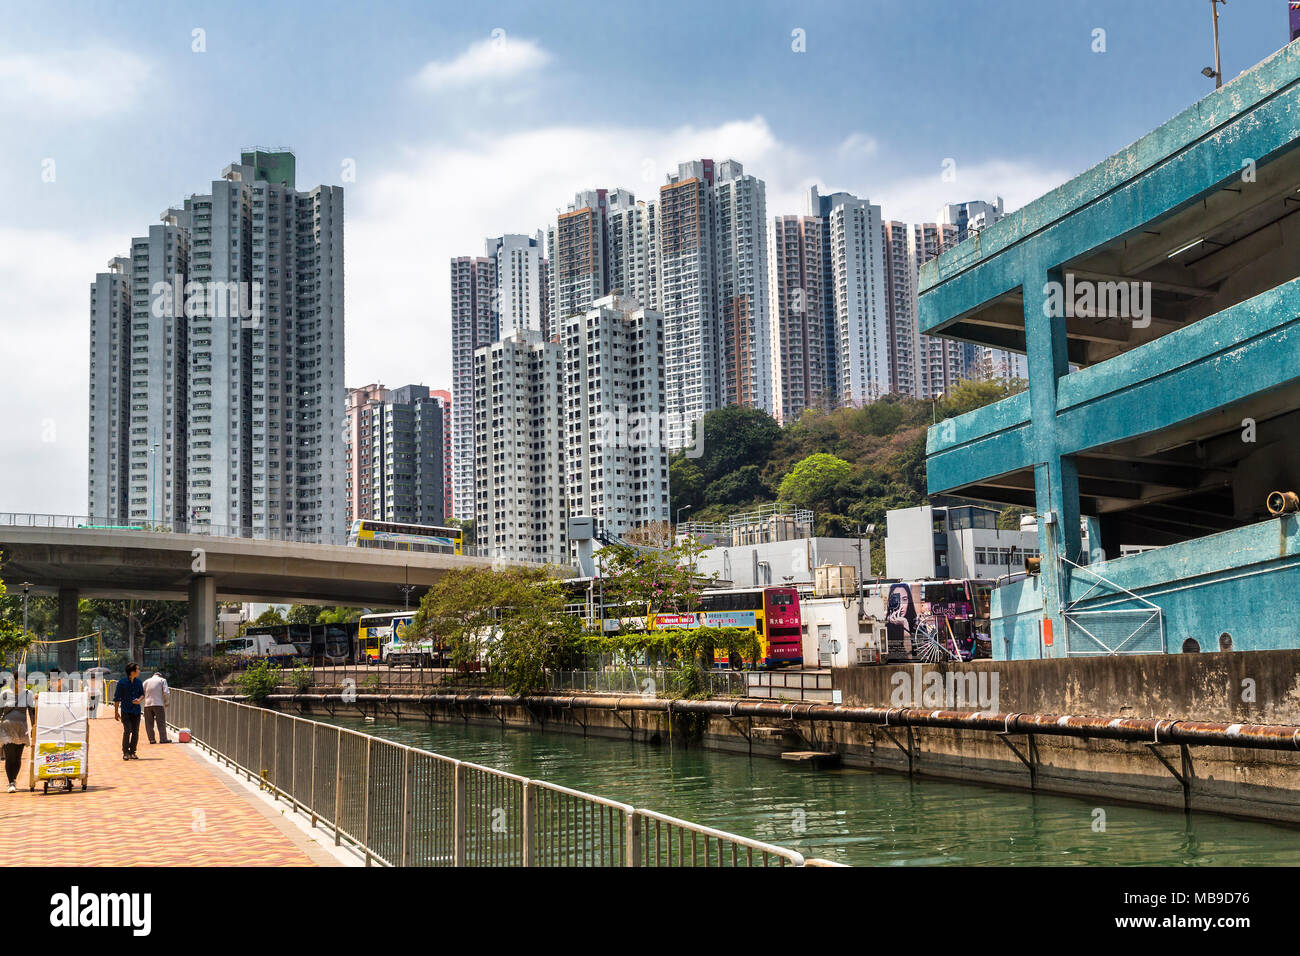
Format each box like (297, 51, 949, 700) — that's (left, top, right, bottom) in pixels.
(472, 331, 566, 564)
(88, 151, 345, 539)
(342, 384, 446, 528)
(429, 388, 454, 521)
(824, 193, 890, 405)
(561, 296, 669, 549)
(450, 254, 496, 520)
(87, 257, 133, 521)
(491, 233, 548, 340)
(658, 160, 719, 449)
(714, 161, 771, 413)
(768, 214, 828, 424)
(911, 221, 965, 398)
(882, 220, 921, 399)
(606, 191, 658, 311)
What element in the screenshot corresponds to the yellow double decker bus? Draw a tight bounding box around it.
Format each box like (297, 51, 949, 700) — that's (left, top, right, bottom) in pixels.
(347, 520, 463, 554)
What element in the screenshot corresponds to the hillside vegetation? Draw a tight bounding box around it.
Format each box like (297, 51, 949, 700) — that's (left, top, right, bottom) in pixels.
(669, 378, 1026, 544)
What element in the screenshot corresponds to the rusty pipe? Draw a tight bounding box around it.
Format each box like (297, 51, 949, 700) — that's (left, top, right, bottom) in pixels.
(262, 691, 1300, 752)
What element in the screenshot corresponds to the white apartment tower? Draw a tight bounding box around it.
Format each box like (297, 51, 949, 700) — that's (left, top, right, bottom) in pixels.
(450, 254, 496, 519)
(826, 194, 890, 404)
(658, 160, 719, 448)
(472, 330, 566, 564)
(882, 221, 921, 398)
(491, 233, 548, 340)
(768, 214, 828, 423)
(87, 257, 133, 521)
(713, 160, 772, 414)
(561, 296, 669, 551)
(606, 191, 658, 311)
(911, 221, 967, 398)
(88, 151, 345, 539)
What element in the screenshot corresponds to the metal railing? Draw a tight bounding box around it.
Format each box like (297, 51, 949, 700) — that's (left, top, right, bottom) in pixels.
(0, 512, 553, 564)
(168, 689, 813, 867)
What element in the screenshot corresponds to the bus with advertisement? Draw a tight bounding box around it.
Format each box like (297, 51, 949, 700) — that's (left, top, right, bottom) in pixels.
(648, 586, 802, 668)
(860, 577, 993, 662)
(347, 520, 463, 555)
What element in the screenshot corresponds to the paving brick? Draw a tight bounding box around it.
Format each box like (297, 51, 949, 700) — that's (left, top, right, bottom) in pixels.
(0, 714, 323, 866)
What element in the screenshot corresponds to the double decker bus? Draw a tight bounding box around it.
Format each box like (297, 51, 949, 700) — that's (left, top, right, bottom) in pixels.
(347, 520, 463, 555)
(864, 578, 992, 662)
(648, 586, 802, 668)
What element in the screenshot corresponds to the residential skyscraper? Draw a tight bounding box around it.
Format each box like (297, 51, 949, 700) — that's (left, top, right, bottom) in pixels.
(450, 254, 496, 520)
(561, 295, 669, 551)
(87, 257, 133, 522)
(547, 189, 610, 330)
(816, 190, 890, 405)
(473, 330, 566, 564)
(714, 160, 772, 413)
(911, 221, 965, 398)
(429, 388, 454, 521)
(491, 233, 548, 340)
(88, 151, 345, 539)
(658, 160, 719, 448)
(882, 220, 921, 398)
(343, 384, 446, 527)
(768, 213, 828, 423)
(606, 191, 658, 310)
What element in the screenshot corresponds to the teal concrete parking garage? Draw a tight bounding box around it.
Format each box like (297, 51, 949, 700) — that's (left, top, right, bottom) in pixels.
(920, 43, 1300, 659)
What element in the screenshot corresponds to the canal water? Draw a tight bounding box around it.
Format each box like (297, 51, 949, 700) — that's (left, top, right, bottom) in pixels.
(326, 714, 1300, 866)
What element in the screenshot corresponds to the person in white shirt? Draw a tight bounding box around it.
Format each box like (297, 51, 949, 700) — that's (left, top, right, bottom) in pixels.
(141, 671, 171, 744)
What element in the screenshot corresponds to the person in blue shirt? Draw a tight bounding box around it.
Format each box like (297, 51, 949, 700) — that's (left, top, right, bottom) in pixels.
(112, 663, 145, 761)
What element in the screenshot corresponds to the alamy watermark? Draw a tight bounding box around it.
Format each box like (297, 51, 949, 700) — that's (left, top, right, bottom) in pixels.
(889, 666, 1000, 711)
(1043, 274, 1152, 328)
(596, 404, 705, 459)
(150, 272, 264, 329)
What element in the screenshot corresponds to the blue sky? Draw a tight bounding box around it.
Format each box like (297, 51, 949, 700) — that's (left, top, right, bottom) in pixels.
(2, 0, 1296, 513)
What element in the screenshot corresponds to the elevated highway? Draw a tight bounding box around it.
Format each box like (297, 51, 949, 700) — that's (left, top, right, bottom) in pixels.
(0, 517, 555, 668)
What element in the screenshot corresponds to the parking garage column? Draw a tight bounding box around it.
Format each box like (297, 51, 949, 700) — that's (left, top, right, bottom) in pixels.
(187, 576, 217, 654)
(1025, 259, 1084, 658)
(56, 587, 79, 673)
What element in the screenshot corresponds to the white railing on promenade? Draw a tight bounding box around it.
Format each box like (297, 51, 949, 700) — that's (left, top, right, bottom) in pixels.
(168, 688, 817, 867)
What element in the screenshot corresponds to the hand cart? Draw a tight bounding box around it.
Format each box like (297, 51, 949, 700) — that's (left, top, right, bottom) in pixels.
(29, 691, 89, 793)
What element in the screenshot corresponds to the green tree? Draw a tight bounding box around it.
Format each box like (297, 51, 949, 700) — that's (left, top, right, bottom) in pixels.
(286, 605, 321, 626)
(696, 405, 781, 482)
(777, 453, 854, 510)
(0, 557, 34, 668)
(411, 567, 579, 694)
(317, 606, 364, 625)
(703, 464, 767, 507)
(596, 538, 714, 622)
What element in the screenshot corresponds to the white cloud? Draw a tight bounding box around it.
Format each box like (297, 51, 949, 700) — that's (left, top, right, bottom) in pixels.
(344, 117, 811, 396)
(0, 113, 1072, 514)
(413, 35, 551, 91)
(837, 132, 879, 158)
(869, 158, 1074, 225)
(0, 48, 149, 118)
(0, 227, 129, 513)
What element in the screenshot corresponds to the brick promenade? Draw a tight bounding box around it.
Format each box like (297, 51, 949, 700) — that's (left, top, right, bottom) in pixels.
(0, 713, 338, 866)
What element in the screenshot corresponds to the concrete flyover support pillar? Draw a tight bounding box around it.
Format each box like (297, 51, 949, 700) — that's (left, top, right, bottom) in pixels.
(187, 576, 217, 655)
(56, 587, 79, 673)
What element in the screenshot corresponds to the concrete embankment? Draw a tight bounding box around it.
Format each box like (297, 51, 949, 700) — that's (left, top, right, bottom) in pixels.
(245, 650, 1300, 826)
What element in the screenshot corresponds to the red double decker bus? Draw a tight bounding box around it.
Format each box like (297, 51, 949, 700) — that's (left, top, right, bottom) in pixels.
(650, 586, 803, 668)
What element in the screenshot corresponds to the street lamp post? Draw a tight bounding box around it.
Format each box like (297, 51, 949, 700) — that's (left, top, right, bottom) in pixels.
(151, 442, 159, 527)
(1203, 0, 1226, 88)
